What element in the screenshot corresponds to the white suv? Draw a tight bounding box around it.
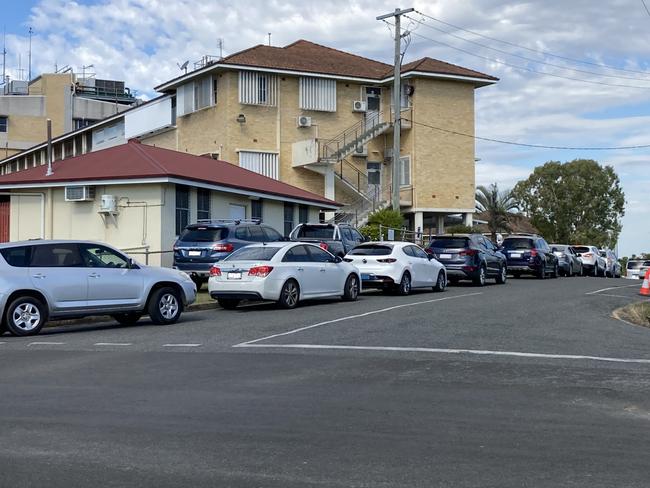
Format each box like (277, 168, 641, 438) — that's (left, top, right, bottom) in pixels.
(0, 240, 197, 336)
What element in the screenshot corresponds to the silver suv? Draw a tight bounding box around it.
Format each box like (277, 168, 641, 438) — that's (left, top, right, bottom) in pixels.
(0, 240, 197, 336)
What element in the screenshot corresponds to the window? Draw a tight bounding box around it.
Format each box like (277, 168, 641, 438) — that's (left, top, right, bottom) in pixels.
(194, 76, 213, 111)
(235, 227, 250, 240)
(401, 84, 412, 108)
(239, 151, 279, 180)
(283, 245, 310, 263)
(349, 245, 393, 256)
(399, 156, 411, 186)
(402, 246, 415, 257)
(298, 205, 309, 224)
(247, 226, 266, 242)
(1, 246, 32, 267)
(64, 139, 74, 159)
(179, 227, 228, 242)
(175, 185, 190, 236)
(411, 246, 429, 259)
(239, 71, 278, 106)
(251, 199, 263, 221)
(308, 246, 334, 263)
(224, 246, 280, 262)
(262, 226, 283, 242)
(197, 188, 211, 221)
(341, 228, 354, 242)
(73, 118, 96, 130)
(80, 244, 129, 268)
(30, 244, 84, 267)
(0, 116, 8, 133)
(284, 202, 294, 237)
(213, 77, 218, 105)
(299, 77, 336, 112)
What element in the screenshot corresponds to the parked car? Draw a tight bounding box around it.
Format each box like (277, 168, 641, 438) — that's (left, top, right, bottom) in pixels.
(343, 242, 446, 295)
(501, 234, 559, 279)
(550, 244, 583, 276)
(0, 240, 197, 337)
(208, 242, 360, 309)
(173, 219, 284, 289)
(639, 260, 650, 280)
(572, 245, 607, 277)
(289, 223, 365, 257)
(425, 233, 507, 286)
(625, 260, 646, 279)
(599, 249, 622, 278)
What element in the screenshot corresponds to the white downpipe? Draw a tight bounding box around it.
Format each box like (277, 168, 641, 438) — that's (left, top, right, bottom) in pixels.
(0, 191, 46, 239)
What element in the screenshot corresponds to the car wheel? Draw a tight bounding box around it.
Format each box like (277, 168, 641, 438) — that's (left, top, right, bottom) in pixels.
(5, 296, 48, 337)
(473, 266, 487, 286)
(495, 265, 507, 284)
(551, 263, 559, 279)
(537, 264, 546, 279)
(148, 287, 182, 325)
(218, 298, 240, 310)
(397, 272, 412, 296)
(342, 274, 360, 301)
(112, 312, 142, 326)
(433, 271, 447, 292)
(278, 279, 300, 309)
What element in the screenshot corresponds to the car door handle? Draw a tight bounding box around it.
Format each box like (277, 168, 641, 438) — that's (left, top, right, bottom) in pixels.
(320, 268, 326, 272)
(297, 267, 304, 272)
(89, 273, 101, 278)
(32, 273, 46, 279)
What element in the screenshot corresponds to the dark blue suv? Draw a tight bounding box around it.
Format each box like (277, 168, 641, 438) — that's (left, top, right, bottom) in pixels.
(173, 219, 284, 288)
(501, 234, 559, 279)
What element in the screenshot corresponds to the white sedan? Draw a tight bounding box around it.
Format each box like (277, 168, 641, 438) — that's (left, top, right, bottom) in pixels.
(208, 242, 361, 309)
(344, 242, 447, 295)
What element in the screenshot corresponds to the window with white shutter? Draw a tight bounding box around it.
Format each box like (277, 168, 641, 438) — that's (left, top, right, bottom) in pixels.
(194, 76, 212, 110)
(399, 156, 411, 186)
(176, 82, 194, 116)
(238, 71, 278, 106)
(299, 77, 336, 112)
(239, 151, 279, 180)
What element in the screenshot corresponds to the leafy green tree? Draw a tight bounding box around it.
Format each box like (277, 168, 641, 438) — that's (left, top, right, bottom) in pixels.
(446, 224, 475, 234)
(512, 159, 625, 248)
(475, 183, 518, 243)
(359, 208, 404, 240)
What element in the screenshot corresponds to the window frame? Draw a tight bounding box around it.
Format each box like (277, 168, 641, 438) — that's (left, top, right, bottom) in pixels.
(0, 116, 7, 133)
(399, 155, 411, 186)
(197, 188, 211, 221)
(175, 185, 190, 236)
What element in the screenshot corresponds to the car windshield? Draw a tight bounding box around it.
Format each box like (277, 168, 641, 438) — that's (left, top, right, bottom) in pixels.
(223, 246, 280, 261)
(572, 246, 591, 254)
(296, 226, 335, 239)
(627, 261, 644, 269)
(429, 237, 469, 248)
(348, 245, 393, 256)
(552, 245, 567, 251)
(503, 238, 534, 250)
(179, 228, 228, 242)
(599, 251, 607, 257)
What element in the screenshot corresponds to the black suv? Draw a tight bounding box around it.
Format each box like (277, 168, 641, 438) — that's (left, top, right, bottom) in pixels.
(501, 234, 559, 279)
(173, 219, 284, 288)
(425, 233, 507, 286)
(289, 223, 366, 257)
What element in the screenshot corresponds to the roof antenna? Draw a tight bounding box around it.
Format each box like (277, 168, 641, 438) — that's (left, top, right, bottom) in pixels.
(28, 26, 33, 81)
(46, 119, 54, 176)
(217, 38, 224, 59)
(1, 26, 6, 87)
(177, 60, 188, 74)
(268, 33, 271, 46)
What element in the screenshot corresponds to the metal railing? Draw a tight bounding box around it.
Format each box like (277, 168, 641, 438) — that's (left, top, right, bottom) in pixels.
(319, 111, 389, 162)
(377, 224, 436, 246)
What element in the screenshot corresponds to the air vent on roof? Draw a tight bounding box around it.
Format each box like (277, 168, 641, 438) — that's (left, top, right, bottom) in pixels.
(65, 186, 95, 202)
(296, 116, 312, 128)
(352, 100, 367, 112)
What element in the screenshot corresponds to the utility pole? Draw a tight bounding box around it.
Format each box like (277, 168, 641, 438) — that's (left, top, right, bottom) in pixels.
(376, 7, 413, 211)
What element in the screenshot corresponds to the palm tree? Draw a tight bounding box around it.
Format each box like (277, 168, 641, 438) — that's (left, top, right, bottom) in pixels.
(475, 183, 518, 243)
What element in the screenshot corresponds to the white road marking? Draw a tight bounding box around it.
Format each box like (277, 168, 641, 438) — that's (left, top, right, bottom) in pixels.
(238, 343, 650, 365)
(586, 283, 640, 295)
(234, 292, 483, 347)
(28, 342, 65, 346)
(596, 293, 643, 299)
(162, 343, 202, 347)
(94, 342, 133, 346)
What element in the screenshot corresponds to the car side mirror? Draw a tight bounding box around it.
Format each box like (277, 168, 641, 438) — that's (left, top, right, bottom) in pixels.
(127, 258, 138, 269)
(427, 254, 434, 260)
(333, 256, 343, 264)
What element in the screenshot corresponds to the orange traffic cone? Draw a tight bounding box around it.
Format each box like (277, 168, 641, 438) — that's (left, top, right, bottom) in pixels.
(641, 269, 650, 297)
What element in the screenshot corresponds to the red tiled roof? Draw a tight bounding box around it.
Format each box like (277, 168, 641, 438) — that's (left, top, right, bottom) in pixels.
(0, 141, 338, 208)
(400, 57, 498, 81)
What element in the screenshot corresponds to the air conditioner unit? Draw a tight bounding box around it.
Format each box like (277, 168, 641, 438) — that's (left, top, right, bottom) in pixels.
(296, 116, 312, 128)
(352, 100, 367, 112)
(65, 186, 95, 202)
(99, 195, 118, 214)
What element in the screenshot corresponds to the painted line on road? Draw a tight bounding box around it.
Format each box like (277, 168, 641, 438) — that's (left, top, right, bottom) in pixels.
(596, 293, 643, 299)
(586, 283, 640, 295)
(28, 342, 65, 346)
(239, 343, 650, 365)
(94, 342, 133, 346)
(162, 343, 202, 347)
(234, 292, 483, 347)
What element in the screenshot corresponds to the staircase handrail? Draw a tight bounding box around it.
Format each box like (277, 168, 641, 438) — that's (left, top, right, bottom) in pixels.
(320, 111, 386, 161)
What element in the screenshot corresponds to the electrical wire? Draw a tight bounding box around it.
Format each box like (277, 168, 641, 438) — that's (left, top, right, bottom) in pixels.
(642, 0, 650, 18)
(415, 9, 650, 76)
(404, 118, 650, 150)
(405, 15, 650, 82)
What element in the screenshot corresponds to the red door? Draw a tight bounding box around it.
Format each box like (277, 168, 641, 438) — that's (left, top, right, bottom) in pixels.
(0, 197, 9, 243)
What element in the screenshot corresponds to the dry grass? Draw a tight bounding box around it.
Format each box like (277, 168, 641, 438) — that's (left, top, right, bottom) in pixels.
(614, 302, 650, 328)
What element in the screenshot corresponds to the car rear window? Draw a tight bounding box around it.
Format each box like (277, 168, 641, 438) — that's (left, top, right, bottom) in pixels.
(572, 246, 590, 254)
(502, 238, 534, 250)
(223, 246, 280, 261)
(296, 225, 335, 239)
(0, 246, 32, 267)
(348, 245, 393, 256)
(179, 227, 228, 242)
(627, 261, 644, 269)
(429, 237, 469, 248)
(552, 245, 567, 251)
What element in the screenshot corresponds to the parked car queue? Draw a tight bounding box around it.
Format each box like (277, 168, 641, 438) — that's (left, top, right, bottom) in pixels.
(0, 221, 625, 337)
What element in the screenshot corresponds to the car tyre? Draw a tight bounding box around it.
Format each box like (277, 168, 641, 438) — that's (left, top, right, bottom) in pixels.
(495, 265, 507, 284)
(397, 272, 412, 296)
(278, 279, 300, 309)
(551, 263, 559, 279)
(112, 312, 142, 326)
(473, 266, 487, 286)
(342, 274, 360, 301)
(433, 271, 447, 292)
(5, 296, 48, 337)
(148, 287, 182, 325)
(218, 298, 240, 310)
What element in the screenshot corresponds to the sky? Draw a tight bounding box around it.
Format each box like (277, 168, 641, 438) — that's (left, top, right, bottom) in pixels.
(1, 0, 649, 256)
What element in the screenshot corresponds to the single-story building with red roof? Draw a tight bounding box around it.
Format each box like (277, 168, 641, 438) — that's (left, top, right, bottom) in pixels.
(0, 140, 338, 266)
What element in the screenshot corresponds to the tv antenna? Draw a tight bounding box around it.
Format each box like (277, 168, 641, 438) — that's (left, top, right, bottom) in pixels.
(1, 26, 6, 86)
(28, 27, 33, 81)
(217, 38, 224, 59)
(177, 60, 188, 73)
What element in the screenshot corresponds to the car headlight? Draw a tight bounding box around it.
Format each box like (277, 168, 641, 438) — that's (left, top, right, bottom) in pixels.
(176, 270, 192, 282)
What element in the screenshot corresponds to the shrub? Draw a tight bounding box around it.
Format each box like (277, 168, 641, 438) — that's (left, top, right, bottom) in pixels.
(445, 224, 475, 234)
(360, 208, 404, 241)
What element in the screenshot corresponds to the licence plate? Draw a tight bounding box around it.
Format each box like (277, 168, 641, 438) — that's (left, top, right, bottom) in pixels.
(439, 253, 452, 259)
(227, 272, 242, 280)
(188, 250, 202, 257)
(361, 273, 375, 280)
(510, 252, 522, 258)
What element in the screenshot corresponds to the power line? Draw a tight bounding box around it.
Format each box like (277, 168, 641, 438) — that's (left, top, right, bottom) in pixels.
(404, 118, 650, 150)
(642, 0, 650, 18)
(405, 15, 650, 82)
(415, 9, 650, 76)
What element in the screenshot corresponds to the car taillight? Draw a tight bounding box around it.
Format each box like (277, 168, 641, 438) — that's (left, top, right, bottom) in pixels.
(459, 249, 478, 256)
(209, 266, 221, 277)
(530, 249, 538, 257)
(343, 258, 353, 262)
(212, 243, 234, 253)
(249, 265, 273, 277)
(377, 258, 397, 263)
(319, 242, 329, 251)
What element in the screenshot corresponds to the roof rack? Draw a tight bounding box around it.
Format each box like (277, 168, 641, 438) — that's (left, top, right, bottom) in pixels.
(195, 218, 261, 225)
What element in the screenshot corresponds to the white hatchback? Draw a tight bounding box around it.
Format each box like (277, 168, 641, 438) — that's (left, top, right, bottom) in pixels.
(208, 242, 361, 309)
(344, 242, 447, 295)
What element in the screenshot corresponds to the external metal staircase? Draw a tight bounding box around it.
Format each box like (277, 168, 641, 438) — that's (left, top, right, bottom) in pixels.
(319, 111, 391, 163)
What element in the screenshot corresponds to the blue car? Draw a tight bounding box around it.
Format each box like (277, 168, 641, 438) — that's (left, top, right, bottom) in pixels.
(501, 234, 559, 279)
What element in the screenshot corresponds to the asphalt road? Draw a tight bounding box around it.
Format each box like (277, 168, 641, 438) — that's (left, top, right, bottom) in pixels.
(1, 275, 649, 487)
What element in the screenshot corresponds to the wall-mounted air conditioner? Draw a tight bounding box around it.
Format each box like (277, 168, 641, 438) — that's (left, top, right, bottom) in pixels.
(99, 195, 118, 214)
(352, 100, 367, 112)
(296, 116, 312, 128)
(65, 186, 95, 202)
